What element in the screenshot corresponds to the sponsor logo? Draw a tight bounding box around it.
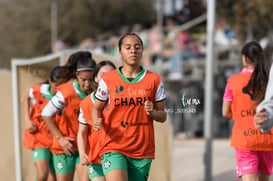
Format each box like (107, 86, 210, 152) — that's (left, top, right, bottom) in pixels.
(114, 96, 153, 107)
(121, 121, 149, 128)
(244, 128, 272, 136)
(121, 121, 128, 128)
(242, 166, 252, 170)
(241, 109, 255, 117)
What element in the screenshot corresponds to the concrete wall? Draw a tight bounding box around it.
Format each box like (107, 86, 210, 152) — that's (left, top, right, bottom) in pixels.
(0, 70, 15, 181)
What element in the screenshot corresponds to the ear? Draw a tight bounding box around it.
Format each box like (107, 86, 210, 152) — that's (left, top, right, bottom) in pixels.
(242, 54, 247, 64)
(94, 76, 99, 84)
(76, 71, 79, 78)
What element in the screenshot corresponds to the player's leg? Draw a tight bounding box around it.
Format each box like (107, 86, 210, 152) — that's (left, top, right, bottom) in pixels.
(127, 157, 152, 181)
(75, 152, 89, 181)
(52, 153, 75, 181)
(35, 159, 50, 181)
(256, 151, 273, 181)
(32, 148, 51, 181)
(46, 171, 56, 181)
(235, 148, 258, 181)
(88, 163, 105, 181)
(257, 173, 269, 181)
(241, 173, 257, 181)
(47, 151, 56, 181)
(101, 152, 128, 181)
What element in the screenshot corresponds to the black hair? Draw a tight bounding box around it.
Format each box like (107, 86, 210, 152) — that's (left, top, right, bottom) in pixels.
(93, 60, 116, 81)
(60, 51, 96, 80)
(92, 60, 116, 89)
(118, 32, 143, 51)
(76, 56, 96, 72)
(49, 66, 62, 82)
(242, 41, 269, 103)
(43, 65, 67, 84)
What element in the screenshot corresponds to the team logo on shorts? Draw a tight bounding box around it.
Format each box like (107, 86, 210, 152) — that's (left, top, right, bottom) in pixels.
(33, 151, 38, 158)
(57, 160, 63, 170)
(104, 159, 111, 169)
(89, 166, 95, 174)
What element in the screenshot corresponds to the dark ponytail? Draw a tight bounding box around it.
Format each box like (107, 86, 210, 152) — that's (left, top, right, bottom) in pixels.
(59, 51, 95, 81)
(242, 41, 269, 104)
(42, 65, 68, 84)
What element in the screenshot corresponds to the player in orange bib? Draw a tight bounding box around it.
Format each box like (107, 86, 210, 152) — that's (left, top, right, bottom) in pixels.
(222, 41, 273, 181)
(22, 66, 67, 181)
(41, 51, 96, 181)
(92, 33, 167, 181)
(77, 60, 116, 181)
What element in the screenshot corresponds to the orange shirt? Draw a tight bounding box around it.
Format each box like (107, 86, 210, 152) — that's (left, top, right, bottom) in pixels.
(23, 84, 53, 150)
(79, 92, 105, 164)
(52, 82, 86, 154)
(228, 72, 273, 150)
(95, 68, 166, 159)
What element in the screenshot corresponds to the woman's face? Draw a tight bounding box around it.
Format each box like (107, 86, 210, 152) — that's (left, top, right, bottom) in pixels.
(95, 65, 115, 84)
(76, 71, 93, 94)
(119, 35, 143, 66)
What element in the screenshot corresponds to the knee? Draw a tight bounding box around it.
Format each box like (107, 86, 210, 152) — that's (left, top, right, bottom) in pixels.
(36, 171, 48, 181)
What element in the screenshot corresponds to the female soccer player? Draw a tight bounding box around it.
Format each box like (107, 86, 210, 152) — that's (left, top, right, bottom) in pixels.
(77, 60, 116, 181)
(41, 51, 96, 181)
(92, 33, 167, 181)
(222, 41, 273, 181)
(22, 66, 67, 181)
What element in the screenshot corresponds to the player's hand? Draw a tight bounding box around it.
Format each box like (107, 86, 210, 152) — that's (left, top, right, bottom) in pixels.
(80, 153, 89, 166)
(144, 100, 154, 116)
(58, 137, 75, 156)
(93, 118, 103, 131)
(25, 120, 38, 133)
(254, 109, 268, 128)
